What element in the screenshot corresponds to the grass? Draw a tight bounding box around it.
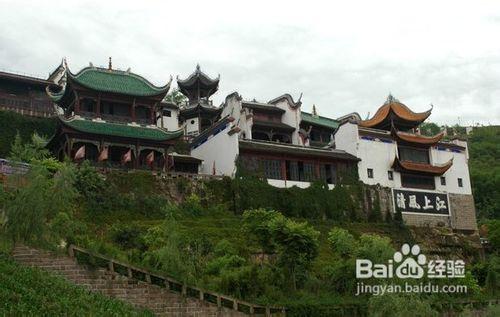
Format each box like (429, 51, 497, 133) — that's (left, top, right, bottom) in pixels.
(0, 254, 153, 316)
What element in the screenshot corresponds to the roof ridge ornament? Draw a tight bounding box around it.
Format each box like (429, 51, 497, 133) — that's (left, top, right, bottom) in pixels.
(312, 104, 318, 117)
(108, 57, 112, 71)
(385, 93, 401, 105)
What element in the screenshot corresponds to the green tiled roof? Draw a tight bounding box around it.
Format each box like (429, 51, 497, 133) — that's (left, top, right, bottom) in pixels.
(62, 118, 183, 141)
(301, 112, 339, 129)
(68, 67, 170, 97)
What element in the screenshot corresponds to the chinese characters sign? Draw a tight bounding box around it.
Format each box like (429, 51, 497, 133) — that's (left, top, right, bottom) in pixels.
(393, 189, 449, 215)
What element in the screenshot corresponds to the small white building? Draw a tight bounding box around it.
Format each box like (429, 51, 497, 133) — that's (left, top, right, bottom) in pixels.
(191, 92, 359, 188)
(334, 96, 477, 231)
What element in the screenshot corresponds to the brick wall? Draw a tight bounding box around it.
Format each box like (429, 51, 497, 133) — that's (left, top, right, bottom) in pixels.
(11, 245, 250, 317)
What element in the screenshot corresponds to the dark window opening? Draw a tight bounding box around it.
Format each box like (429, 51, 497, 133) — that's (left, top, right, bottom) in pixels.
(401, 173, 435, 190)
(262, 159, 282, 180)
(271, 133, 291, 143)
(174, 162, 198, 173)
(388, 170, 393, 180)
(80, 98, 96, 113)
(458, 178, 463, 187)
(200, 118, 212, 132)
(440, 176, 446, 186)
(367, 168, 373, 179)
(398, 146, 430, 164)
(163, 109, 172, 117)
(252, 131, 270, 141)
(135, 106, 150, 123)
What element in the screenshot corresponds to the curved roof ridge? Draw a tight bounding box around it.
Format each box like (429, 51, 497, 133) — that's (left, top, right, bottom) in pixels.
(392, 126, 444, 145)
(268, 93, 302, 108)
(177, 64, 220, 86)
(68, 66, 172, 91)
(359, 100, 432, 128)
(392, 157, 453, 175)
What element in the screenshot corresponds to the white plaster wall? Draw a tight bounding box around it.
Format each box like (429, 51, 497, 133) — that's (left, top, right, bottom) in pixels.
(157, 109, 179, 131)
(334, 122, 359, 156)
(431, 147, 472, 195)
(357, 138, 398, 187)
(185, 117, 199, 136)
(191, 124, 239, 176)
(273, 99, 301, 145)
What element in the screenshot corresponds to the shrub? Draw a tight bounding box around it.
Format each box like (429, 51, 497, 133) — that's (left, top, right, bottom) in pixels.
(328, 227, 357, 257)
(368, 294, 438, 317)
(110, 224, 146, 251)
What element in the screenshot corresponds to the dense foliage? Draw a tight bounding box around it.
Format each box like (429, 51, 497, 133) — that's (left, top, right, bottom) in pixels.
(0, 255, 151, 316)
(0, 121, 498, 315)
(0, 110, 56, 157)
(468, 126, 500, 220)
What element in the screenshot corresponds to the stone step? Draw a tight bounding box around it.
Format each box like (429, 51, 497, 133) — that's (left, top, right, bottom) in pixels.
(11, 245, 254, 317)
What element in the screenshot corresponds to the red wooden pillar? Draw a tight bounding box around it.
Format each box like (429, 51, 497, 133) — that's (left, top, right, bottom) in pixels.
(315, 159, 321, 181)
(281, 158, 287, 181)
(96, 94, 101, 117)
(130, 98, 135, 122)
(74, 92, 80, 114)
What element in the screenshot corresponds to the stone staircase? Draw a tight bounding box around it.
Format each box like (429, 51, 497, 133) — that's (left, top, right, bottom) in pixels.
(11, 245, 284, 317)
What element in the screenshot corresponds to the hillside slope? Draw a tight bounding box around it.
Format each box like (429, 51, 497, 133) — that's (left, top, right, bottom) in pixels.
(0, 254, 152, 316)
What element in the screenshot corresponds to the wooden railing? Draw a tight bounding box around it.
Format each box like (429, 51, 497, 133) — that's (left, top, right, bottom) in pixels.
(68, 245, 285, 316)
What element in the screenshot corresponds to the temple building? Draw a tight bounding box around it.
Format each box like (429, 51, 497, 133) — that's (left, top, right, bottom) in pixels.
(177, 65, 221, 138)
(0, 70, 59, 117)
(190, 92, 359, 188)
(334, 95, 477, 231)
(300, 105, 339, 147)
(45, 60, 200, 173)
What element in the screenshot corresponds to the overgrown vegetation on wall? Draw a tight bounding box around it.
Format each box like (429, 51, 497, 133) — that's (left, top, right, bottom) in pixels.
(0, 110, 56, 157)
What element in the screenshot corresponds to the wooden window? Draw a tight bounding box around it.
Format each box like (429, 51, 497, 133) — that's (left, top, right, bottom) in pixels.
(286, 161, 299, 181)
(440, 176, 446, 186)
(367, 168, 373, 179)
(401, 173, 435, 190)
(398, 146, 430, 164)
(262, 159, 282, 180)
(458, 178, 463, 187)
(388, 170, 394, 180)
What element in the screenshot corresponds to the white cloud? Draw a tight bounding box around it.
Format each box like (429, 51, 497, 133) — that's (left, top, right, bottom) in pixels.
(0, 0, 498, 125)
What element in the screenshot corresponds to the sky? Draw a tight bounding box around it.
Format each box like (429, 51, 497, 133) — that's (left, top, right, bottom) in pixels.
(0, 0, 499, 126)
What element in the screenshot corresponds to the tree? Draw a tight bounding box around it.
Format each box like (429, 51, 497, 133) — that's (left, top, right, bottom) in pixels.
(419, 122, 441, 136)
(8, 132, 51, 163)
(4, 162, 78, 244)
(164, 88, 187, 106)
(356, 234, 394, 264)
(368, 294, 438, 317)
(242, 209, 320, 291)
(328, 227, 357, 257)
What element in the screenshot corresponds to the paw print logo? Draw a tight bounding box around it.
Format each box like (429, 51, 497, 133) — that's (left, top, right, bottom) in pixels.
(394, 244, 426, 279)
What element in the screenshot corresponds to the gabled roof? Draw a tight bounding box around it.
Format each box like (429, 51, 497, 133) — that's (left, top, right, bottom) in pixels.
(301, 112, 339, 130)
(392, 157, 453, 176)
(243, 101, 285, 114)
(268, 93, 302, 108)
(60, 117, 183, 141)
(359, 95, 432, 131)
(0, 70, 56, 88)
(252, 120, 295, 132)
